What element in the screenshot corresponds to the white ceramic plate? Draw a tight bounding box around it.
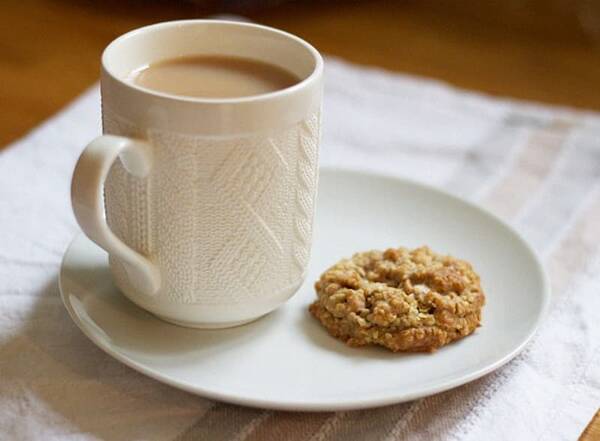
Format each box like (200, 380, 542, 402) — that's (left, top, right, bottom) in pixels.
(60, 168, 549, 411)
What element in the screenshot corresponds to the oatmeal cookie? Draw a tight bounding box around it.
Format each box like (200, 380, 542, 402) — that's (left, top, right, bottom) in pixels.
(309, 246, 485, 352)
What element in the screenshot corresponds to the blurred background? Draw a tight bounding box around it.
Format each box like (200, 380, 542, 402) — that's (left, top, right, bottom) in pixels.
(2, 0, 600, 147)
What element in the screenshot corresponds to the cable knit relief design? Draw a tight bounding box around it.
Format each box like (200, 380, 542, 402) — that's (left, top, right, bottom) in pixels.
(103, 117, 150, 257)
(103, 111, 320, 305)
(292, 115, 319, 281)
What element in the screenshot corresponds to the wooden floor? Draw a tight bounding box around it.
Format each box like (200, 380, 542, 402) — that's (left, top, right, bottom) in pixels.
(2, 0, 600, 148)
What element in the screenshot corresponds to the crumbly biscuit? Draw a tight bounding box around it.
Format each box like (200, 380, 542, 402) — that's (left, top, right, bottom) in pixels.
(309, 246, 485, 352)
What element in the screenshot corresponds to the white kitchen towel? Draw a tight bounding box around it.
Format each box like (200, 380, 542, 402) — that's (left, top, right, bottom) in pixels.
(0, 57, 599, 440)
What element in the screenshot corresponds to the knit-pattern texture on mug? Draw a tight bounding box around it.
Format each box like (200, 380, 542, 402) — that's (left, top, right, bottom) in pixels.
(103, 111, 320, 304)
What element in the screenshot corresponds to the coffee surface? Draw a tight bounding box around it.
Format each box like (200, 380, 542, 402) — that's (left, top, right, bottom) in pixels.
(130, 55, 299, 98)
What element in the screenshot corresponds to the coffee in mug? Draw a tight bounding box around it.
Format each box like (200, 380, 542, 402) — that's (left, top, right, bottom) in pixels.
(130, 55, 300, 98)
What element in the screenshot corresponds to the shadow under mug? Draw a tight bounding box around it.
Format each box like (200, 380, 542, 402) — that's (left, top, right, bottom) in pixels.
(71, 20, 323, 328)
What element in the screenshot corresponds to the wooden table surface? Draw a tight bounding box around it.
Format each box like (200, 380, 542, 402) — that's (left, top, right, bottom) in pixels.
(1, 0, 599, 437)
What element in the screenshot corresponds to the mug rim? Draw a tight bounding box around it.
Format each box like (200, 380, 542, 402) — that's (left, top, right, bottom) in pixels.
(102, 19, 324, 105)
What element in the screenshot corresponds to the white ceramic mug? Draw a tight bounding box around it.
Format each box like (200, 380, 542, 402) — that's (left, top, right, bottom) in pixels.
(71, 20, 323, 328)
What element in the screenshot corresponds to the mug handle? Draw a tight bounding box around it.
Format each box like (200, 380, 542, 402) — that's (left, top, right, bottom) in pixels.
(71, 135, 161, 296)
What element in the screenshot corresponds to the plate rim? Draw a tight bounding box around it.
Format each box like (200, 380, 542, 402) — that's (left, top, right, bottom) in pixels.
(60, 167, 551, 411)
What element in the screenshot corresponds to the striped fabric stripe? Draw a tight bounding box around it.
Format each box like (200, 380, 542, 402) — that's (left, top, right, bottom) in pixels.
(231, 411, 273, 441)
(174, 404, 264, 441)
(317, 406, 411, 441)
(546, 185, 600, 297)
(481, 120, 572, 218)
(444, 120, 527, 199)
(243, 412, 334, 441)
(515, 129, 600, 250)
